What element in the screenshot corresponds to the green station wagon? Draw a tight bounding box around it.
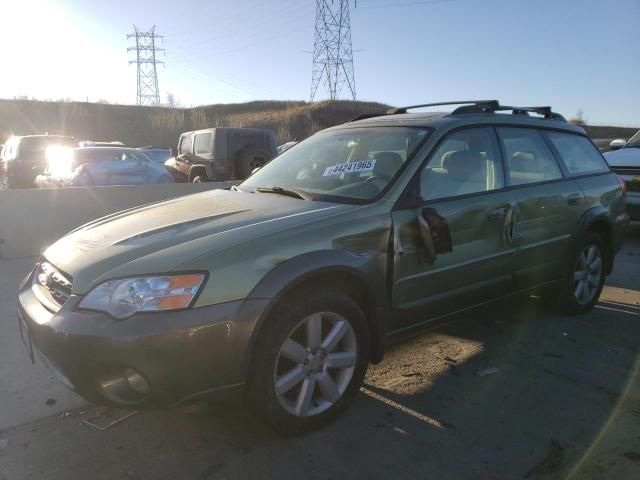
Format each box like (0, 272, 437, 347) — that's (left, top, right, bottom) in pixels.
(18, 101, 629, 434)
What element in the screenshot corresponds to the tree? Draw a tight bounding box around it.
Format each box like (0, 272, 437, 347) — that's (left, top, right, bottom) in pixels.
(570, 109, 586, 126)
(166, 92, 180, 108)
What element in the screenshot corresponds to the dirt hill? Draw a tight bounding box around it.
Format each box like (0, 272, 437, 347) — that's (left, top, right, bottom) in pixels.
(0, 99, 388, 148)
(0, 99, 635, 149)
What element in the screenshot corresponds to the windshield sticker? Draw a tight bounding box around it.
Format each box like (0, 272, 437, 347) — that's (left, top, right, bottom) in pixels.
(323, 159, 376, 176)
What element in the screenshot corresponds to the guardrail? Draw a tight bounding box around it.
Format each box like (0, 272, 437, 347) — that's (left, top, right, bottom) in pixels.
(0, 182, 236, 259)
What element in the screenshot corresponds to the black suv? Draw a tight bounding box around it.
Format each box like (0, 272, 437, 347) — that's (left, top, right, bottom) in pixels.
(166, 127, 277, 182)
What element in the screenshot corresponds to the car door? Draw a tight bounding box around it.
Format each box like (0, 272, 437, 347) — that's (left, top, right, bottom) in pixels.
(175, 133, 194, 177)
(496, 127, 585, 288)
(390, 127, 516, 330)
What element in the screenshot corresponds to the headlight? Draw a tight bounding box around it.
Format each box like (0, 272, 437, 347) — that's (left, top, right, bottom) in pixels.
(78, 274, 206, 319)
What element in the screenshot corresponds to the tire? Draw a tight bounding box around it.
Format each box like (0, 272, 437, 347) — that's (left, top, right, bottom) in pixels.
(557, 232, 606, 314)
(236, 149, 269, 179)
(191, 175, 206, 184)
(247, 288, 370, 435)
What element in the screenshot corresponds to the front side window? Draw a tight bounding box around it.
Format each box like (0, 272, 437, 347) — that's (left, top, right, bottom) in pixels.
(420, 127, 504, 201)
(545, 131, 608, 175)
(240, 127, 430, 202)
(497, 128, 563, 185)
(178, 135, 193, 155)
(194, 133, 212, 155)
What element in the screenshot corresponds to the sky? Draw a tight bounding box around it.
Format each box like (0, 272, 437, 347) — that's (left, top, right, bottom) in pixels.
(0, 0, 638, 125)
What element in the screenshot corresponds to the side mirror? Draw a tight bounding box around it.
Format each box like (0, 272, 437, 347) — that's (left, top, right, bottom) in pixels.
(251, 167, 261, 176)
(417, 207, 452, 263)
(609, 139, 627, 151)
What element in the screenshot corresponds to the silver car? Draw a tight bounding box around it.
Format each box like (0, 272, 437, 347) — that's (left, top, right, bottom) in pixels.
(605, 131, 640, 220)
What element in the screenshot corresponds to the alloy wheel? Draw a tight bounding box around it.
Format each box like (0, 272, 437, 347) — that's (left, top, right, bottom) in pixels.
(273, 312, 357, 417)
(573, 244, 603, 305)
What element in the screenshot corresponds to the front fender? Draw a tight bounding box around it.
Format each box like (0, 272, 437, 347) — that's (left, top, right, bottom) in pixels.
(242, 249, 390, 375)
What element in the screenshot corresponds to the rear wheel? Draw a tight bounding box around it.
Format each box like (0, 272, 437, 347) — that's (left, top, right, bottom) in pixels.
(248, 288, 370, 435)
(557, 232, 606, 314)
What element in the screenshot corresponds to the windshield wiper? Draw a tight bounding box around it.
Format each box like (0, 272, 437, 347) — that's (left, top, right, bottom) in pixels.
(255, 186, 313, 200)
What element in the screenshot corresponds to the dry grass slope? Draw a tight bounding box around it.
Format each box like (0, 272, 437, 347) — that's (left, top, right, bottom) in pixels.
(1, 99, 634, 149)
(0, 99, 388, 147)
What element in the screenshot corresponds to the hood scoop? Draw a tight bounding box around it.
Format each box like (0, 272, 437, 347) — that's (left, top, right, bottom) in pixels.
(113, 210, 248, 246)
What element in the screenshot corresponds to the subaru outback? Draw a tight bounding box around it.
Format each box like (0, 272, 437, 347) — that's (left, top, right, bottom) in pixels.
(17, 101, 629, 434)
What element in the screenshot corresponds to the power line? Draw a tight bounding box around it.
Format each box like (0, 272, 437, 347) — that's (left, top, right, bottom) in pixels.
(311, 0, 357, 102)
(127, 25, 164, 106)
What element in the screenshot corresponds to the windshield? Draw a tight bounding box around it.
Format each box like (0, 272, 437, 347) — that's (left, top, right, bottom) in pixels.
(624, 130, 640, 148)
(240, 127, 430, 203)
(141, 149, 172, 163)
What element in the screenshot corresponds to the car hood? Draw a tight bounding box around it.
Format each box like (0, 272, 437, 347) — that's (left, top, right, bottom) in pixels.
(43, 189, 349, 293)
(604, 147, 640, 167)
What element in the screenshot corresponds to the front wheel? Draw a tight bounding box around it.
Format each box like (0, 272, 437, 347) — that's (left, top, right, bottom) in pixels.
(557, 233, 606, 314)
(248, 288, 370, 435)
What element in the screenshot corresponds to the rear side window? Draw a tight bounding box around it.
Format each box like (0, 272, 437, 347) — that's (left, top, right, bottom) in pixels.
(194, 133, 212, 155)
(178, 135, 193, 155)
(544, 132, 608, 175)
(497, 128, 563, 185)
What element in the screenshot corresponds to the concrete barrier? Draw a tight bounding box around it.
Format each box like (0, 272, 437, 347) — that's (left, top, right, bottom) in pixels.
(0, 183, 236, 259)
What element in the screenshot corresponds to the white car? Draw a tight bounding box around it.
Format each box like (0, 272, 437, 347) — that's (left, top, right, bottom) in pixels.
(605, 131, 640, 220)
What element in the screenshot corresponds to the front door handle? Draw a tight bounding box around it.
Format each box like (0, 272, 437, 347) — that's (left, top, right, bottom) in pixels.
(566, 193, 582, 206)
(417, 216, 437, 261)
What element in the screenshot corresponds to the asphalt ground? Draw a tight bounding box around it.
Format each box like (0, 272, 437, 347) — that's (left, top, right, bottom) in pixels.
(1, 223, 639, 480)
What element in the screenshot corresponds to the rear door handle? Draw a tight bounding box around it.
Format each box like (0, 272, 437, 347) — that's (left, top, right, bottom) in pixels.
(488, 207, 508, 222)
(566, 193, 582, 206)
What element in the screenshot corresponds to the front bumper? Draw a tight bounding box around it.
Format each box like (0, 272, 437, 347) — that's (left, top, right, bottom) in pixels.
(17, 267, 270, 408)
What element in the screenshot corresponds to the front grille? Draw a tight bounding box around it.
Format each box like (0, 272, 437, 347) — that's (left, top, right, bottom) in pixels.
(627, 181, 640, 193)
(33, 262, 73, 310)
(610, 167, 640, 193)
(610, 167, 640, 176)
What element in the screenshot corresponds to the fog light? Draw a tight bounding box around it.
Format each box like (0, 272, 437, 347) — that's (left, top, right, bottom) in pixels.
(125, 368, 149, 394)
(98, 368, 149, 405)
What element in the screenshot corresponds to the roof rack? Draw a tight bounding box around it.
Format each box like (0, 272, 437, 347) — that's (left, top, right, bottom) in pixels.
(389, 100, 498, 115)
(452, 103, 566, 121)
(351, 100, 566, 123)
(351, 112, 388, 122)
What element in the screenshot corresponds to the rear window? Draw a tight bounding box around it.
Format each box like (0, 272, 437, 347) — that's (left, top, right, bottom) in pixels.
(497, 128, 563, 185)
(544, 131, 609, 175)
(20, 136, 75, 153)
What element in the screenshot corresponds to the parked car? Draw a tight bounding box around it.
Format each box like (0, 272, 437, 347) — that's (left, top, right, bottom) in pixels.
(35, 146, 173, 188)
(0, 134, 76, 189)
(137, 147, 172, 164)
(604, 129, 640, 220)
(165, 127, 277, 182)
(17, 100, 628, 434)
